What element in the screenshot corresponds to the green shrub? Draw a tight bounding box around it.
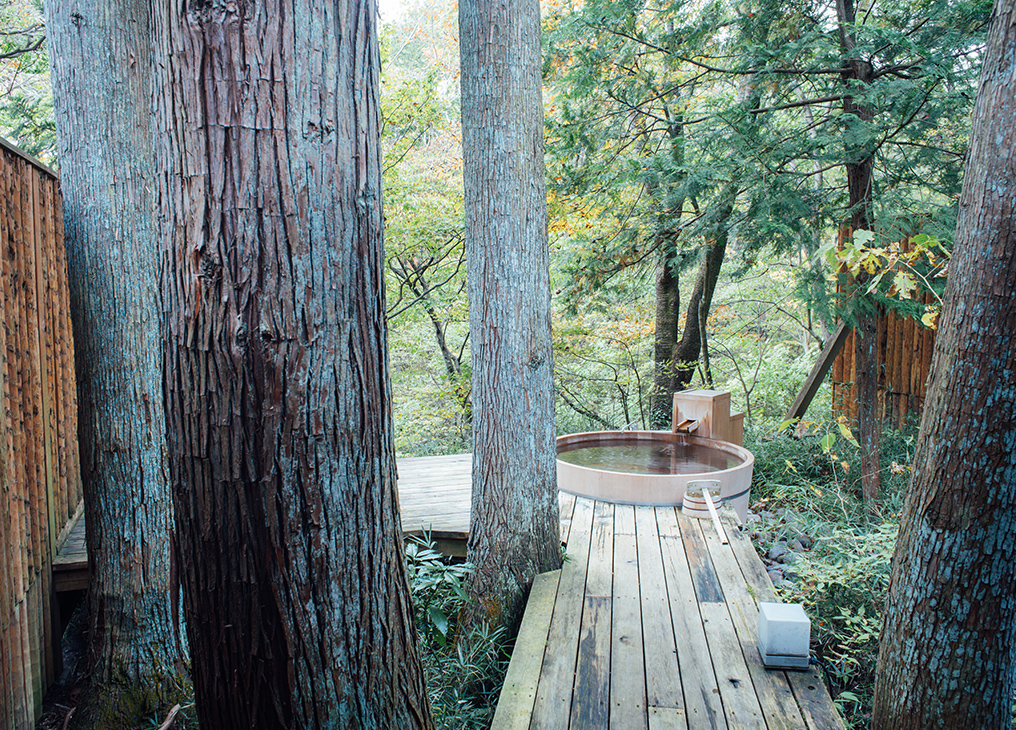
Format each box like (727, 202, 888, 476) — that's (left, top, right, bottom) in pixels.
(405, 534, 511, 729)
(746, 421, 918, 728)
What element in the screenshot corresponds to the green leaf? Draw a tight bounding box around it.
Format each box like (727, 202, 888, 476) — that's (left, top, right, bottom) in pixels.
(852, 229, 876, 247)
(777, 417, 799, 433)
(893, 271, 918, 299)
(820, 433, 836, 452)
(428, 606, 450, 638)
(837, 421, 859, 447)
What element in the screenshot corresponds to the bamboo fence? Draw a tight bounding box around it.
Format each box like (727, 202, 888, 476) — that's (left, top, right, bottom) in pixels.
(831, 231, 938, 428)
(0, 137, 82, 730)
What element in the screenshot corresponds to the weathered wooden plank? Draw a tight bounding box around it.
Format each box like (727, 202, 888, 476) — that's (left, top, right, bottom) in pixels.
(676, 510, 724, 604)
(648, 706, 688, 730)
(559, 490, 577, 545)
(614, 501, 636, 535)
(786, 667, 847, 730)
(29, 168, 56, 689)
(12, 159, 42, 719)
(611, 523, 647, 730)
(586, 501, 614, 599)
(4, 155, 32, 729)
(700, 518, 806, 730)
(19, 159, 47, 711)
(50, 190, 80, 510)
(634, 506, 684, 718)
(783, 320, 850, 424)
(491, 570, 562, 730)
(919, 294, 934, 400)
(571, 596, 611, 730)
(726, 525, 846, 729)
(699, 601, 766, 729)
(727, 526, 779, 604)
(0, 148, 15, 730)
(531, 497, 595, 730)
(656, 508, 727, 730)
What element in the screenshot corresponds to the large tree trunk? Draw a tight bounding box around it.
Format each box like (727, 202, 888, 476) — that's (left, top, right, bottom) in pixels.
(837, 0, 882, 502)
(45, 0, 186, 724)
(155, 1, 433, 727)
(872, 1, 1016, 724)
(459, 0, 561, 630)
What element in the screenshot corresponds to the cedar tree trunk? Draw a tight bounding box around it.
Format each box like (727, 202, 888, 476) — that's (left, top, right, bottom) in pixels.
(155, 1, 433, 727)
(45, 0, 186, 724)
(459, 0, 561, 629)
(837, 0, 882, 501)
(651, 244, 680, 427)
(872, 0, 1016, 723)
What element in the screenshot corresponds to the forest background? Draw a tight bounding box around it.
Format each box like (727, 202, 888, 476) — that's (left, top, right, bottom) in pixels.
(0, 0, 992, 726)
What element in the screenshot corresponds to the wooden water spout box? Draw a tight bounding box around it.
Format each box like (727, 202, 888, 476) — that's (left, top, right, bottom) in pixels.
(672, 389, 744, 446)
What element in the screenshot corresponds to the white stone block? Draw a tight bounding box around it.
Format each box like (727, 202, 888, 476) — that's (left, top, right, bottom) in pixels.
(758, 602, 810, 670)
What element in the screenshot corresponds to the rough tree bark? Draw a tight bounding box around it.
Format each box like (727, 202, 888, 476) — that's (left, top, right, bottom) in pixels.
(672, 214, 731, 390)
(45, 0, 186, 724)
(836, 0, 882, 502)
(872, 0, 1016, 724)
(650, 108, 686, 428)
(459, 0, 561, 629)
(155, 1, 433, 727)
(651, 243, 681, 426)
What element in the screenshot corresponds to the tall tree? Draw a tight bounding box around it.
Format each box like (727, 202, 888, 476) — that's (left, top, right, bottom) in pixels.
(872, 0, 1016, 723)
(459, 0, 561, 628)
(45, 0, 186, 724)
(835, 0, 883, 502)
(545, 0, 986, 435)
(155, 1, 433, 727)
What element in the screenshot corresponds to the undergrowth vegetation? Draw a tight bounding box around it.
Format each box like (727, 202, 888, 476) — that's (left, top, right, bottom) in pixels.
(747, 421, 919, 727)
(405, 535, 510, 729)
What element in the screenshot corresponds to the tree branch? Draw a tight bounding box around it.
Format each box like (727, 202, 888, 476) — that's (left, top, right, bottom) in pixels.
(750, 94, 848, 114)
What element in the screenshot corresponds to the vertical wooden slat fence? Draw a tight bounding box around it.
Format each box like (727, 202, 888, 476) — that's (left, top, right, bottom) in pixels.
(831, 233, 938, 428)
(0, 137, 82, 730)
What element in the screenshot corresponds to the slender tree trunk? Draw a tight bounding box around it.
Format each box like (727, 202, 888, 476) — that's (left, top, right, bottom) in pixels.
(459, 0, 561, 630)
(651, 243, 680, 427)
(45, 0, 186, 724)
(650, 105, 686, 428)
(873, 2, 1016, 722)
(672, 190, 734, 391)
(837, 0, 882, 502)
(155, 1, 433, 727)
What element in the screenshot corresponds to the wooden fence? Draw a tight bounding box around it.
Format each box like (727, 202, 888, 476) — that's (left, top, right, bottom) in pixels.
(0, 137, 82, 730)
(831, 230, 938, 428)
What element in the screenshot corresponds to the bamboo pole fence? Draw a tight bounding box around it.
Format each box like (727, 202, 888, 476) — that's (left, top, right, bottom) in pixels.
(0, 137, 82, 730)
(831, 231, 938, 428)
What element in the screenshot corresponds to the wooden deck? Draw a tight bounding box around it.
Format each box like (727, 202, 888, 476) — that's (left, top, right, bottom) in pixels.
(51, 453, 842, 728)
(493, 493, 845, 730)
(52, 452, 478, 590)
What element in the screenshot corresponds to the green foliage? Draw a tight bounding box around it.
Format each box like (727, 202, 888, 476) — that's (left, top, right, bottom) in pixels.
(822, 229, 950, 328)
(0, 0, 55, 162)
(747, 423, 919, 727)
(405, 534, 510, 730)
(405, 534, 474, 647)
(381, 8, 472, 456)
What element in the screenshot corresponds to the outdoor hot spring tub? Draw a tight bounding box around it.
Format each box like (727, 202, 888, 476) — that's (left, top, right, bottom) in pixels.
(556, 430, 755, 521)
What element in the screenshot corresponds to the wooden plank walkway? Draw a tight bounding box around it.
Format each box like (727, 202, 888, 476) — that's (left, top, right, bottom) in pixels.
(52, 452, 477, 590)
(493, 494, 845, 730)
(50, 452, 842, 728)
